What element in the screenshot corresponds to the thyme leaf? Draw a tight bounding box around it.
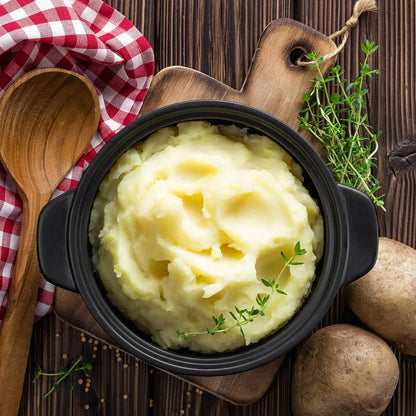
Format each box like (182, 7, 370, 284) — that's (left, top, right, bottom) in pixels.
(298, 40, 385, 210)
(177, 242, 306, 341)
(33, 353, 92, 398)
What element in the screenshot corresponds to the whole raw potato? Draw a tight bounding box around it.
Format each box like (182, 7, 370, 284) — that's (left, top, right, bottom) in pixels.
(291, 324, 399, 416)
(345, 237, 416, 355)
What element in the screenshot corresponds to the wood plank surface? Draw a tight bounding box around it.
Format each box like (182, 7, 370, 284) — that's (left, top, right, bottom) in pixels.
(18, 1, 416, 415)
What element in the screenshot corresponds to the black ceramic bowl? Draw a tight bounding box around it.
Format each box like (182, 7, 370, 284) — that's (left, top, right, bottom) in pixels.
(38, 100, 378, 376)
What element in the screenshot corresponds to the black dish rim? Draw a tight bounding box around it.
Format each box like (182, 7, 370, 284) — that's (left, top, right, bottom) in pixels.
(67, 100, 348, 375)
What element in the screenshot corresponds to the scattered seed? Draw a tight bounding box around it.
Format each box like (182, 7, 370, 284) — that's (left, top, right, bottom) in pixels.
(62, 353, 68, 359)
(78, 379, 83, 385)
(122, 393, 128, 400)
(84, 404, 89, 410)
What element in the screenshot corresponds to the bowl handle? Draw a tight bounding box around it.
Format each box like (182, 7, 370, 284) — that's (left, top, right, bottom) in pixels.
(338, 184, 379, 286)
(37, 189, 78, 292)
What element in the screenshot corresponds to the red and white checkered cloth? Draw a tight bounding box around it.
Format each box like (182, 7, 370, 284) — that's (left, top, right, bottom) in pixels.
(0, 0, 154, 329)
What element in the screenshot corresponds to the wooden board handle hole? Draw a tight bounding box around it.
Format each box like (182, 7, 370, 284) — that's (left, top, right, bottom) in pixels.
(289, 46, 309, 67)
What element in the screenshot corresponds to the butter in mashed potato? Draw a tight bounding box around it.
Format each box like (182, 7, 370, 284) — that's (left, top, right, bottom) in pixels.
(89, 120, 324, 353)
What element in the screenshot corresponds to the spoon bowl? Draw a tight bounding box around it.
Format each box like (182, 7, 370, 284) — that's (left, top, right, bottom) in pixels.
(0, 68, 100, 415)
(0, 68, 100, 198)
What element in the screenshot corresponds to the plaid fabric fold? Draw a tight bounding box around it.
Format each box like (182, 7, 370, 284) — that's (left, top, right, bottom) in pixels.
(0, 0, 154, 329)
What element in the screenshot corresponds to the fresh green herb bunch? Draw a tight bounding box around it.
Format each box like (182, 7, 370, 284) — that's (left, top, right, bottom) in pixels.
(33, 353, 92, 398)
(298, 40, 385, 210)
(177, 241, 306, 342)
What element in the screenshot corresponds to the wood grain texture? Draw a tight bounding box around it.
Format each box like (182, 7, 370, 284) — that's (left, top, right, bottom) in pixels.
(52, 288, 286, 405)
(154, 0, 294, 88)
(295, 2, 416, 416)
(140, 18, 337, 130)
(0, 69, 99, 416)
(108, 0, 156, 47)
(376, 0, 416, 245)
(20, 314, 151, 416)
(18, 1, 416, 415)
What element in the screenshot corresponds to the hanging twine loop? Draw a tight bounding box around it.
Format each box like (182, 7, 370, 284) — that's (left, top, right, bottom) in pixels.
(298, 0, 378, 66)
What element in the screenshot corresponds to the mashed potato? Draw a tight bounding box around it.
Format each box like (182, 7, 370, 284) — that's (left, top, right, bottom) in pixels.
(89, 121, 324, 353)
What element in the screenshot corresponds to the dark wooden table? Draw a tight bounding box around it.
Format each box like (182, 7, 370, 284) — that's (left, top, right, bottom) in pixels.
(19, 1, 416, 415)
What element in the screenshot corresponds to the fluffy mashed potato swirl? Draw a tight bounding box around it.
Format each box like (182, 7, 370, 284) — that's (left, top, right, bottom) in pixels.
(89, 121, 324, 353)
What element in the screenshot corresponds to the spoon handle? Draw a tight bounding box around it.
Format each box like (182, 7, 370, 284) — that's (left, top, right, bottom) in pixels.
(0, 197, 45, 416)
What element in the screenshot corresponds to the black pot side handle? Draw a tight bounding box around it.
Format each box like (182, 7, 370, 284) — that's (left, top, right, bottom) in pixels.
(37, 189, 78, 292)
(338, 184, 379, 286)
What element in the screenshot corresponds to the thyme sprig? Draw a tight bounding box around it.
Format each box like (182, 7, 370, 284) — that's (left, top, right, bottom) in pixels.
(177, 242, 306, 341)
(33, 353, 92, 398)
(298, 40, 385, 210)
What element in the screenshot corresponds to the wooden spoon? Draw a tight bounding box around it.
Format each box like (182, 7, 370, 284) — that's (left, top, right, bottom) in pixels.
(0, 68, 100, 416)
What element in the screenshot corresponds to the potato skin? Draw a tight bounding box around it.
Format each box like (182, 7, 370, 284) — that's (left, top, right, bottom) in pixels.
(345, 237, 416, 355)
(291, 324, 399, 416)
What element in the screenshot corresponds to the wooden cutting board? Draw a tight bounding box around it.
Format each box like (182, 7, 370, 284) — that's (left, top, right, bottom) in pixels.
(54, 18, 337, 405)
